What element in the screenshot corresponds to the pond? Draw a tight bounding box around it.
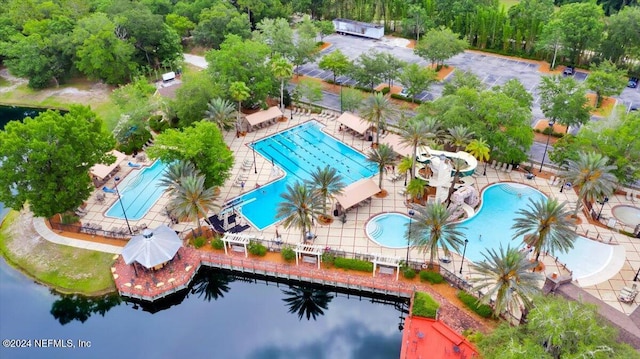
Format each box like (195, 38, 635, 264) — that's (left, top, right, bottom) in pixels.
(0, 258, 405, 359)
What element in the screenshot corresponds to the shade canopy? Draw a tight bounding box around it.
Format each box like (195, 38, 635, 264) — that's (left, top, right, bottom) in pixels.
(334, 178, 381, 210)
(122, 225, 182, 269)
(244, 106, 283, 126)
(380, 133, 413, 157)
(90, 150, 127, 180)
(336, 112, 371, 135)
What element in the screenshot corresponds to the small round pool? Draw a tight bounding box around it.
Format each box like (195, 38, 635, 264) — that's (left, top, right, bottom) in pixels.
(612, 205, 640, 227)
(366, 213, 411, 248)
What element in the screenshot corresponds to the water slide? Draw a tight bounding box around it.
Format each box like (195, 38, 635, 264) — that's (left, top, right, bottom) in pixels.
(415, 146, 478, 177)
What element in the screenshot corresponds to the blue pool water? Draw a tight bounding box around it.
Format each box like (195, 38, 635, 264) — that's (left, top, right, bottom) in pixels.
(106, 161, 169, 220)
(231, 121, 377, 230)
(367, 183, 614, 281)
(366, 213, 413, 249)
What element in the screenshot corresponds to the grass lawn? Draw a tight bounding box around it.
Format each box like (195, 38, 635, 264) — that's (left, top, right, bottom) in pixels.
(0, 211, 117, 295)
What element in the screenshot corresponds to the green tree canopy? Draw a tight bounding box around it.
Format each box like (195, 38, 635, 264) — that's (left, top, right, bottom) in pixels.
(414, 26, 467, 68)
(170, 72, 223, 128)
(318, 49, 352, 83)
(0, 106, 115, 218)
(537, 75, 591, 130)
(584, 60, 628, 108)
(478, 295, 638, 358)
(147, 121, 233, 187)
(551, 2, 604, 65)
(398, 63, 437, 103)
(205, 35, 275, 107)
(192, 2, 250, 48)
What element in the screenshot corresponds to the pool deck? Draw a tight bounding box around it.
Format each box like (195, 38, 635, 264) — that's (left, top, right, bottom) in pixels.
(34, 109, 640, 318)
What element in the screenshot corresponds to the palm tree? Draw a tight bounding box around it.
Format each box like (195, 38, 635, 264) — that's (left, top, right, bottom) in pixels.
(306, 165, 345, 217)
(159, 160, 200, 195)
(471, 245, 542, 317)
(168, 174, 220, 235)
(229, 81, 250, 134)
(408, 202, 465, 268)
(367, 144, 397, 191)
(281, 285, 334, 321)
(446, 125, 474, 152)
(204, 98, 236, 131)
(360, 92, 397, 145)
(559, 151, 618, 216)
(270, 56, 293, 111)
(399, 118, 435, 177)
(445, 157, 468, 207)
(276, 181, 324, 242)
(397, 156, 413, 186)
(511, 198, 577, 262)
(466, 138, 490, 175)
(406, 178, 427, 203)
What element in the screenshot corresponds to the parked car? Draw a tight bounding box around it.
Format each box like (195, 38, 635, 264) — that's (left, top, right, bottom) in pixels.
(563, 66, 575, 76)
(628, 77, 639, 89)
(399, 88, 410, 98)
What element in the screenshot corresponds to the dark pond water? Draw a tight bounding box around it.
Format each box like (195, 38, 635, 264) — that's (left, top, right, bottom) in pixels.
(0, 258, 406, 359)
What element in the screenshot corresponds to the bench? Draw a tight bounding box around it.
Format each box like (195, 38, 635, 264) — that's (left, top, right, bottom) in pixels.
(231, 245, 245, 253)
(302, 255, 317, 264)
(379, 266, 395, 275)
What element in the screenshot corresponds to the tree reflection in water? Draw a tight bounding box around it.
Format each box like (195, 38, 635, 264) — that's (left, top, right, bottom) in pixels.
(190, 268, 233, 302)
(281, 285, 334, 321)
(50, 293, 121, 325)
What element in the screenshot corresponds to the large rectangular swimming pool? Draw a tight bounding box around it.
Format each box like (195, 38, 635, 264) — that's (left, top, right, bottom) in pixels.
(106, 161, 168, 220)
(230, 121, 377, 230)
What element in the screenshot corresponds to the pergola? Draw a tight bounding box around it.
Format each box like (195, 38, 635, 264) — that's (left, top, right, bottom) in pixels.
(334, 178, 381, 210)
(379, 133, 413, 158)
(221, 232, 259, 257)
(294, 243, 324, 269)
(89, 150, 127, 187)
(243, 106, 283, 131)
(372, 254, 401, 281)
(336, 112, 370, 135)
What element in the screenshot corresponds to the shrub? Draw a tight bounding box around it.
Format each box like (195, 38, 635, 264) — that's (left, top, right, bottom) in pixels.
(211, 237, 224, 250)
(148, 115, 169, 133)
(402, 267, 417, 280)
(193, 236, 207, 248)
(457, 291, 494, 318)
(61, 213, 79, 224)
(412, 292, 440, 318)
(390, 93, 423, 104)
(419, 270, 444, 284)
(248, 241, 267, 257)
(281, 246, 296, 262)
(322, 251, 336, 265)
(380, 86, 391, 95)
(116, 129, 152, 155)
(333, 257, 373, 272)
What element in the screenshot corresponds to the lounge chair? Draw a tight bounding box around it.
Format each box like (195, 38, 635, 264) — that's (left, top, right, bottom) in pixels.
(128, 161, 141, 168)
(619, 286, 638, 304)
(490, 160, 497, 169)
(626, 191, 632, 201)
(632, 191, 637, 202)
(501, 163, 508, 172)
(506, 164, 513, 173)
(102, 186, 116, 194)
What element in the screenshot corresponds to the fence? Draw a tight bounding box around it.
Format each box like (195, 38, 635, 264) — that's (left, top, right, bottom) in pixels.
(50, 221, 135, 240)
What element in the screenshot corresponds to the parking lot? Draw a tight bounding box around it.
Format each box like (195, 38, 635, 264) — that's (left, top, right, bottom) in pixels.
(299, 34, 640, 124)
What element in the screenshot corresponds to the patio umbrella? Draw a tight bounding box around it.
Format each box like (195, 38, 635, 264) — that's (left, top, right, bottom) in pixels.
(122, 225, 182, 269)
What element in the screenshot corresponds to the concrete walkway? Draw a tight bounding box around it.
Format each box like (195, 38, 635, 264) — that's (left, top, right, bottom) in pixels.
(33, 217, 123, 254)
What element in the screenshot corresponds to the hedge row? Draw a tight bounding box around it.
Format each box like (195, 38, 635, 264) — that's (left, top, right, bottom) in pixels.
(412, 292, 440, 319)
(390, 93, 423, 104)
(457, 291, 494, 318)
(419, 270, 444, 284)
(333, 257, 374, 272)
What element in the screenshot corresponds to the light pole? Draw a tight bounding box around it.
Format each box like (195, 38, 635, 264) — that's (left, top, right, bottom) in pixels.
(539, 119, 555, 173)
(597, 196, 609, 220)
(459, 238, 469, 275)
(114, 176, 133, 235)
(634, 266, 640, 282)
(406, 209, 415, 264)
(339, 81, 343, 113)
(252, 146, 257, 174)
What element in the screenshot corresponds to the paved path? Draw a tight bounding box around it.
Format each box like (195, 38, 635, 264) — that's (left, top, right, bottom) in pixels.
(33, 217, 123, 254)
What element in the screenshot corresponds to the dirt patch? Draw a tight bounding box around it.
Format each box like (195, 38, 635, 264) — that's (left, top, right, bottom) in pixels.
(0, 68, 113, 107)
(539, 63, 564, 75)
(318, 42, 332, 51)
(428, 64, 455, 81)
(406, 40, 416, 49)
(586, 93, 616, 117)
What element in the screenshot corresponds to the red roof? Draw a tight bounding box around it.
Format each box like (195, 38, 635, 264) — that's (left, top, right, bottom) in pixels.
(400, 316, 479, 359)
